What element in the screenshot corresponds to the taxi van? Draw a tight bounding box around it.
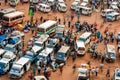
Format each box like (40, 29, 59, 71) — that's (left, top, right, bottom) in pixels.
(58, 3, 67, 12)
(106, 12, 120, 21)
(0, 52, 16, 74)
(81, 7, 92, 15)
(38, 3, 51, 13)
(101, 9, 115, 18)
(75, 40, 86, 55)
(105, 44, 116, 62)
(71, 0, 80, 10)
(55, 46, 70, 64)
(9, 57, 31, 78)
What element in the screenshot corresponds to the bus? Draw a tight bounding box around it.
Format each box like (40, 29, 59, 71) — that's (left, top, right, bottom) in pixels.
(0, 8, 15, 21)
(37, 20, 58, 35)
(2, 11, 25, 27)
(78, 32, 92, 45)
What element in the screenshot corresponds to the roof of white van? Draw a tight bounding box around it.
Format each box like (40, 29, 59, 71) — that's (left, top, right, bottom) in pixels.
(16, 57, 29, 66)
(3, 51, 16, 59)
(107, 44, 115, 53)
(37, 20, 57, 29)
(3, 11, 24, 18)
(102, 9, 114, 12)
(39, 3, 50, 7)
(0, 58, 10, 64)
(58, 0, 64, 3)
(0, 49, 5, 55)
(37, 34, 49, 43)
(76, 40, 85, 48)
(58, 46, 70, 53)
(108, 12, 119, 16)
(79, 32, 92, 39)
(48, 0, 54, 2)
(0, 8, 15, 13)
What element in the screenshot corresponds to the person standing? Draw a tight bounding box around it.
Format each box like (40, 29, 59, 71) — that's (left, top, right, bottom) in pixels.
(101, 54, 105, 63)
(72, 64, 76, 74)
(68, 21, 71, 28)
(37, 65, 41, 74)
(91, 67, 95, 76)
(106, 68, 110, 77)
(100, 63, 104, 72)
(33, 67, 36, 76)
(60, 66, 63, 75)
(5, 0, 7, 5)
(95, 67, 99, 76)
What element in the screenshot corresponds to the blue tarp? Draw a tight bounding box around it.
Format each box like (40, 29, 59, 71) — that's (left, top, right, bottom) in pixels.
(0, 34, 7, 42)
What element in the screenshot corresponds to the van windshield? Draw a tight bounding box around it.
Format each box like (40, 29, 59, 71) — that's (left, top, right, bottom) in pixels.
(10, 67, 20, 73)
(3, 17, 9, 22)
(78, 48, 85, 50)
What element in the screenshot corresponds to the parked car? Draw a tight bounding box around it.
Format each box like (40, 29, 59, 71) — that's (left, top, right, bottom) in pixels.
(55, 46, 70, 64)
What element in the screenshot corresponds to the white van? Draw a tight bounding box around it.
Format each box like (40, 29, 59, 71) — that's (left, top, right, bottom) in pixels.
(71, 0, 80, 10)
(58, 3, 67, 12)
(9, 57, 31, 78)
(106, 12, 120, 21)
(38, 3, 51, 13)
(101, 9, 115, 17)
(9, 0, 20, 6)
(81, 7, 92, 15)
(105, 44, 116, 62)
(78, 32, 92, 45)
(75, 40, 86, 55)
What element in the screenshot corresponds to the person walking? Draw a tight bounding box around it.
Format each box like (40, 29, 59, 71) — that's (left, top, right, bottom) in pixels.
(95, 67, 99, 76)
(72, 64, 76, 74)
(33, 67, 36, 76)
(91, 67, 95, 76)
(106, 68, 110, 77)
(72, 52, 77, 62)
(37, 65, 41, 74)
(100, 63, 104, 72)
(5, 0, 7, 5)
(60, 66, 63, 75)
(101, 54, 105, 63)
(68, 21, 71, 28)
